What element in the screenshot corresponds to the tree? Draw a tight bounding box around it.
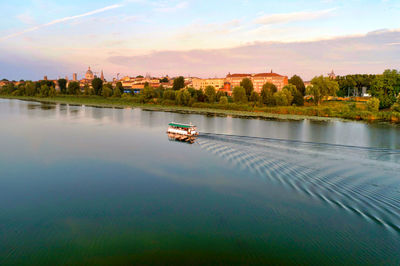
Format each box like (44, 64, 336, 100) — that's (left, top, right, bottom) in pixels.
(308, 76, 339, 105)
(160, 77, 169, 83)
(142, 86, 155, 101)
(136, 75, 144, 78)
(102, 86, 113, 97)
(366, 97, 380, 112)
(216, 91, 227, 102)
(113, 86, 122, 97)
(175, 89, 191, 106)
(83, 84, 90, 95)
(261, 83, 277, 106)
(172, 76, 185, 90)
(25, 82, 36, 96)
(115, 82, 123, 94)
(163, 90, 176, 100)
(240, 78, 254, 97)
(49, 86, 57, 97)
(2, 83, 15, 94)
(39, 85, 50, 97)
(370, 69, 400, 109)
(92, 78, 103, 95)
(392, 96, 400, 112)
(67, 82, 80, 95)
(273, 88, 293, 106)
(233, 86, 247, 103)
(219, 96, 228, 105)
(204, 85, 216, 103)
(249, 91, 260, 102)
(58, 79, 67, 94)
(288, 75, 306, 95)
(283, 84, 302, 106)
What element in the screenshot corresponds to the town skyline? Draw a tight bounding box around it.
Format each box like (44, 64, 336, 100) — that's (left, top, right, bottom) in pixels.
(1, 0, 400, 80)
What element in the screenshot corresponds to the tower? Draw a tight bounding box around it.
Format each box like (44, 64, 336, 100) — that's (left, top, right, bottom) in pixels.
(73, 73, 77, 81)
(100, 70, 104, 81)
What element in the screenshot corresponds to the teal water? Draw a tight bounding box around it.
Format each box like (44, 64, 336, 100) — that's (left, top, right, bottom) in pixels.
(0, 99, 399, 265)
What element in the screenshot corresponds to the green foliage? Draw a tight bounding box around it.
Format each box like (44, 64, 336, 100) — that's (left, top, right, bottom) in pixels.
(115, 82, 123, 94)
(163, 89, 176, 100)
(142, 86, 155, 101)
(308, 76, 339, 105)
(289, 75, 306, 95)
(216, 90, 227, 102)
(2, 83, 15, 94)
(273, 88, 293, 106)
(136, 75, 144, 78)
(67, 82, 80, 95)
(240, 78, 254, 97)
(370, 69, 400, 109)
(219, 96, 228, 105)
(233, 86, 247, 103)
(160, 77, 169, 83)
(101, 86, 113, 97)
(58, 79, 67, 94)
(48, 86, 57, 97)
(260, 83, 277, 106)
(25, 82, 36, 96)
(366, 97, 380, 112)
(39, 85, 50, 97)
(92, 78, 103, 95)
(113, 86, 122, 98)
(172, 76, 185, 90)
(249, 91, 260, 102)
(175, 89, 191, 106)
(204, 86, 216, 103)
(83, 84, 90, 95)
(391, 96, 400, 112)
(292, 91, 304, 106)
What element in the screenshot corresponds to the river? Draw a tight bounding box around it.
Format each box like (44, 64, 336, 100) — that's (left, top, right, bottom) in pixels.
(0, 99, 399, 264)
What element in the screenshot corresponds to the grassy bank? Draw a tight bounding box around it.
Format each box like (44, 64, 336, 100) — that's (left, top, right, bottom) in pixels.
(2, 95, 400, 123)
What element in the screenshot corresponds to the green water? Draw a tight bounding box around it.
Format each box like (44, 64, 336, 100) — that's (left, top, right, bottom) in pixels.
(0, 99, 399, 265)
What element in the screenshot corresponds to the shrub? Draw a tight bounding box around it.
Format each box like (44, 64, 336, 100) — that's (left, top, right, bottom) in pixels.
(219, 96, 228, 105)
(366, 97, 380, 112)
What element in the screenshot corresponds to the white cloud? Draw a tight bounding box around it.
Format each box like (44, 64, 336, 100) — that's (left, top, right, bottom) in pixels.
(255, 8, 337, 25)
(0, 4, 123, 42)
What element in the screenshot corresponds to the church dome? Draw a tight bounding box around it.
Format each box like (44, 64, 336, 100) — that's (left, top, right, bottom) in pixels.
(85, 66, 94, 80)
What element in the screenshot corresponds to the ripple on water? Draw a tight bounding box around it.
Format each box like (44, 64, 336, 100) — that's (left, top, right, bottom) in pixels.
(197, 134, 400, 234)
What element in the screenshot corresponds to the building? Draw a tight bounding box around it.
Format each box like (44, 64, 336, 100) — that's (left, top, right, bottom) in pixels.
(100, 70, 104, 81)
(192, 78, 225, 91)
(328, 70, 336, 80)
(225, 71, 288, 93)
(85, 66, 94, 80)
(72, 73, 77, 81)
(251, 72, 288, 93)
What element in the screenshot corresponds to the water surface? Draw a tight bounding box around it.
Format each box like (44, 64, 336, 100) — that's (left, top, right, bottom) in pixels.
(0, 99, 399, 265)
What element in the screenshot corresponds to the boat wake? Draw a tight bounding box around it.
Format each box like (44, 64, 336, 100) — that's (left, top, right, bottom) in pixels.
(196, 133, 400, 234)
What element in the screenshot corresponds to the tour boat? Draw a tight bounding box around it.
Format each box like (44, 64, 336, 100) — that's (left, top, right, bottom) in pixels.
(167, 122, 198, 142)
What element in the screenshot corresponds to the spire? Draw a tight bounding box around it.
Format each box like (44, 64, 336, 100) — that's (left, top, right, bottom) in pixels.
(100, 70, 104, 81)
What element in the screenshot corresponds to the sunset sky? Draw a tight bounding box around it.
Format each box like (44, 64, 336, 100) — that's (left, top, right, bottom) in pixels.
(0, 0, 399, 80)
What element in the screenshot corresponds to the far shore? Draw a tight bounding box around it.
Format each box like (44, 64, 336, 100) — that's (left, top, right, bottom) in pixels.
(1, 95, 397, 124)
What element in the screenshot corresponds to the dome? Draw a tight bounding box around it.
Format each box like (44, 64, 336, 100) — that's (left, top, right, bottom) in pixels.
(86, 67, 93, 76)
(85, 66, 94, 80)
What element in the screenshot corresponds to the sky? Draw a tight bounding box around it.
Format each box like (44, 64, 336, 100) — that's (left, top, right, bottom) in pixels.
(0, 0, 399, 81)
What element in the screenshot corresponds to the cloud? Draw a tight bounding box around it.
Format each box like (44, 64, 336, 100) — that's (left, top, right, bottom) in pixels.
(255, 8, 337, 25)
(0, 4, 123, 42)
(106, 29, 400, 79)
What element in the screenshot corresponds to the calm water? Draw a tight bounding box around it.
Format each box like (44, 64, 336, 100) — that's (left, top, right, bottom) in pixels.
(0, 99, 400, 265)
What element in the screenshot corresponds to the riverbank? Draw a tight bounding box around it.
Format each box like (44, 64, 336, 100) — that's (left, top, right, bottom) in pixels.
(1, 95, 399, 123)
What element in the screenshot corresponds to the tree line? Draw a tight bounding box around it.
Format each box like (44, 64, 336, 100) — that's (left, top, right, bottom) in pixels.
(2, 70, 400, 111)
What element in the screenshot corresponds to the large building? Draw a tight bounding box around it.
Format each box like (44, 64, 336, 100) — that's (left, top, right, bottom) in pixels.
(225, 72, 288, 93)
(192, 78, 225, 91)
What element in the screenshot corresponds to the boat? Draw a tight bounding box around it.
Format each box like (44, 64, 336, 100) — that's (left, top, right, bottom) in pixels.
(167, 122, 198, 142)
